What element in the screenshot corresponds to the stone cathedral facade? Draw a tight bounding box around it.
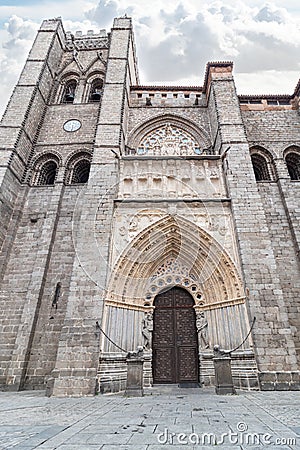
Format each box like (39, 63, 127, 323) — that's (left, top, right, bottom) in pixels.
(0, 17, 299, 396)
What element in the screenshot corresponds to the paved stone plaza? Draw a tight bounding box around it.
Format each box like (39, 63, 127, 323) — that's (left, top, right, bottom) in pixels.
(0, 388, 299, 449)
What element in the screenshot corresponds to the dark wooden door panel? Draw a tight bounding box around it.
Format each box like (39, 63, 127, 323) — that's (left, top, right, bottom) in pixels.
(152, 309, 174, 346)
(175, 308, 197, 345)
(152, 287, 199, 384)
(153, 348, 175, 383)
(155, 291, 173, 307)
(178, 347, 198, 381)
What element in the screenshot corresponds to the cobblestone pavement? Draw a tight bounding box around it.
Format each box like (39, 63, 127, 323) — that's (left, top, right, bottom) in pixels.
(0, 388, 299, 449)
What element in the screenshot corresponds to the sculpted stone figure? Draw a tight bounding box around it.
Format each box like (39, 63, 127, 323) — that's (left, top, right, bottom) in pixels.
(196, 312, 209, 349)
(142, 312, 153, 350)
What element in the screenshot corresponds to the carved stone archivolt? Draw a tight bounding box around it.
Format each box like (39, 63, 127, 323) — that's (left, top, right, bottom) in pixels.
(104, 215, 244, 311)
(112, 205, 236, 269)
(102, 216, 252, 357)
(144, 258, 204, 307)
(127, 114, 212, 154)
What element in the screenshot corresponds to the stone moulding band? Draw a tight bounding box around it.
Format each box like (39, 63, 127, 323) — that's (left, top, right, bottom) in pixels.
(114, 198, 232, 203)
(104, 296, 246, 312)
(122, 155, 220, 161)
(104, 300, 150, 311)
(195, 296, 246, 311)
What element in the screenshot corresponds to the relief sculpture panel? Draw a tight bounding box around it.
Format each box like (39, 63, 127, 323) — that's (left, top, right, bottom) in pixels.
(118, 158, 226, 200)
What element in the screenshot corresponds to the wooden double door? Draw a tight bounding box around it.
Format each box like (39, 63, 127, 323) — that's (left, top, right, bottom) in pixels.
(152, 287, 199, 384)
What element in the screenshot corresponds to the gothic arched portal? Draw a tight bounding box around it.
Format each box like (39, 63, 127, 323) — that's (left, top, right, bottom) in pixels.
(105, 215, 244, 310)
(152, 287, 199, 385)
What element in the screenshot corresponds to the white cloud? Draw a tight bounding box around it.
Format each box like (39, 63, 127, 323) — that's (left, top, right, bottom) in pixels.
(0, 1, 97, 22)
(0, 0, 300, 118)
(254, 3, 288, 23)
(86, 0, 120, 27)
(235, 70, 300, 94)
(126, 1, 300, 84)
(0, 16, 38, 118)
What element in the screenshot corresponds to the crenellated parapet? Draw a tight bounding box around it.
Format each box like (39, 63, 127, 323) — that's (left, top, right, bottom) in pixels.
(65, 29, 109, 51)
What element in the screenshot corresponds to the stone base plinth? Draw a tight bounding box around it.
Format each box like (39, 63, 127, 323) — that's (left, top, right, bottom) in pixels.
(213, 357, 236, 395)
(201, 350, 259, 390)
(124, 358, 144, 397)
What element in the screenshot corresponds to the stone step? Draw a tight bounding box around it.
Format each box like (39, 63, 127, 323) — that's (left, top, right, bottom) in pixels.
(144, 383, 202, 395)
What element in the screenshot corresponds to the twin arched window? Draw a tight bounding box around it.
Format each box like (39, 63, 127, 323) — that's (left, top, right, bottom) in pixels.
(251, 146, 300, 182)
(32, 153, 91, 186)
(60, 76, 103, 104)
(89, 79, 103, 102)
(35, 157, 59, 186)
(251, 154, 271, 181)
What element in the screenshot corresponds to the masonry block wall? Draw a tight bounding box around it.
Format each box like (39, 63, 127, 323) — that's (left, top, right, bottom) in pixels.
(0, 19, 66, 389)
(49, 17, 138, 396)
(241, 106, 300, 385)
(0, 16, 299, 395)
(204, 64, 300, 389)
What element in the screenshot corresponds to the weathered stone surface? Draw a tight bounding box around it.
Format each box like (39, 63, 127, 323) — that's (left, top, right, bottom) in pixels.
(0, 17, 299, 396)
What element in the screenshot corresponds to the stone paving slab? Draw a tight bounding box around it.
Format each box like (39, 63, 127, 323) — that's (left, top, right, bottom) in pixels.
(0, 388, 299, 449)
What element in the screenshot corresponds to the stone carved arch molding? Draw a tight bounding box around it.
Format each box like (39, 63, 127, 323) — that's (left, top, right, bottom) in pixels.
(283, 144, 300, 158)
(29, 152, 61, 186)
(65, 148, 93, 167)
(31, 150, 63, 168)
(84, 57, 107, 77)
(127, 114, 212, 155)
(105, 215, 244, 310)
(144, 258, 204, 307)
(249, 144, 277, 159)
(57, 68, 81, 80)
(249, 145, 276, 160)
(85, 70, 106, 84)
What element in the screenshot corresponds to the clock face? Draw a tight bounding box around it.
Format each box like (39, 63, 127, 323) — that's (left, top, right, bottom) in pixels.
(63, 119, 81, 132)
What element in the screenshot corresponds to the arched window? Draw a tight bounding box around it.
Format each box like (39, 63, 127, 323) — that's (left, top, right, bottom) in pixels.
(89, 78, 103, 102)
(65, 152, 92, 185)
(285, 152, 300, 180)
(71, 159, 91, 184)
(251, 154, 271, 181)
(62, 79, 77, 103)
(250, 147, 277, 182)
(37, 160, 58, 185)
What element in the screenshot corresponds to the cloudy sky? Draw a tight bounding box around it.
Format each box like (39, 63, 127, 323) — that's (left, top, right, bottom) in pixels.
(0, 0, 300, 117)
